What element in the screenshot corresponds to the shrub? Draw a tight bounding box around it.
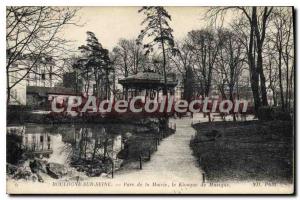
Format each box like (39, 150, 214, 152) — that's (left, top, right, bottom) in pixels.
(258, 106, 292, 121)
(273, 110, 292, 121)
(7, 133, 24, 164)
(258, 106, 274, 121)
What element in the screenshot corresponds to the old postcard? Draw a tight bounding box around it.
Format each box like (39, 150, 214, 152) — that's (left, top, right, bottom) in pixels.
(6, 6, 295, 194)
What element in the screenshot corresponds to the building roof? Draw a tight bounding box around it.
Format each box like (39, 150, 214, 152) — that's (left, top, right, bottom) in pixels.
(118, 71, 178, 89)
(27, 86, 78, 96)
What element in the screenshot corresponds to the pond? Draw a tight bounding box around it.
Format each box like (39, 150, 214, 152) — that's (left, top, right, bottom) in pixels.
(7, 123, 161, 179)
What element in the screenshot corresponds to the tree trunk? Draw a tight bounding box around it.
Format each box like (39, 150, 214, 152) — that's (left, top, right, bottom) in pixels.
(256, 47, 268, 106)
(124, 58, 128, 99)
(271, 87, 277, 106)
(229, 86, 236, 122)
(284, 15, 292, 111)
(291, 7, 295, 110)
(158, 13, 169, 131)
(92, 139, 98, 163)
(285, 53, 289, 110)
(218, 84, 227, 100)
(93, 71, 98, 97)
(158, 14, 168, 96)
(278, 47, 285, 111)
(84, 129, 88, 159)
(105, 67, 109, 100)
(252, 7, 268, 106)
(161, 38, 168, 96)
(103, 138, 108, 162)
(248, 8, 261, 115)
(7, 69, 10, 105)
(75, 70, 79, 94)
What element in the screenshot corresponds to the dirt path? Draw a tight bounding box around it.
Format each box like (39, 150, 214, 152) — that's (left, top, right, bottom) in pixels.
(115, 117, 203, 183)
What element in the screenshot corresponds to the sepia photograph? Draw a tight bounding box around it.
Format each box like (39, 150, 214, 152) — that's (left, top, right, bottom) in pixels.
(5, 5, 295, 194)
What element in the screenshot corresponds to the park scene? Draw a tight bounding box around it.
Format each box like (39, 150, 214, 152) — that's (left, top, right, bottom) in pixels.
(6, 6, 294, 194)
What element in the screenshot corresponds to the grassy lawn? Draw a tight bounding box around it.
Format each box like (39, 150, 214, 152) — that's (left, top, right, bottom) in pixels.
(190, 120, 294, 183)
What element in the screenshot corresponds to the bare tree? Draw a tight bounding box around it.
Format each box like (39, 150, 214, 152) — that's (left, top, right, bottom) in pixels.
(112, 38, 146, 99)
(6, 6, 79, 104)
(169, 40, 194, 101)
(269, 7, 294, 111)
(252, 7, 273, 106)
(186, 29, 221, 98)
(207, 7, 274, 115)
(264, 42, 279, 106)
(215, 29, 245, 121)
(180, 28, 222, 122)
(112, 39, 146, 77)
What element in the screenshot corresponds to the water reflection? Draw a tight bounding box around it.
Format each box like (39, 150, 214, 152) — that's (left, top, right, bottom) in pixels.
(7, 123, 159, 176)
(23, 132, 52, 157)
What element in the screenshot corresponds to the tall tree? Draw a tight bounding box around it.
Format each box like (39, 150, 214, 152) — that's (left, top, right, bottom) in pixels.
(264, 42, 279, 106)
(252, 7, 273, 106)
(215, 29, 245, 121)
(112, 38, 146, 99)
(186, 29, 221, 97)
(138, 6, 176, 95)
(207, 7, 274, 115)
(170, 41, 194, 101)
(269, 7, 294, 111)
(78, 31, 111, 99)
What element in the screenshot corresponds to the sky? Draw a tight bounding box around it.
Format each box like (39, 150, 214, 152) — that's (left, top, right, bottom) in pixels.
(60, 7, 210, 51)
